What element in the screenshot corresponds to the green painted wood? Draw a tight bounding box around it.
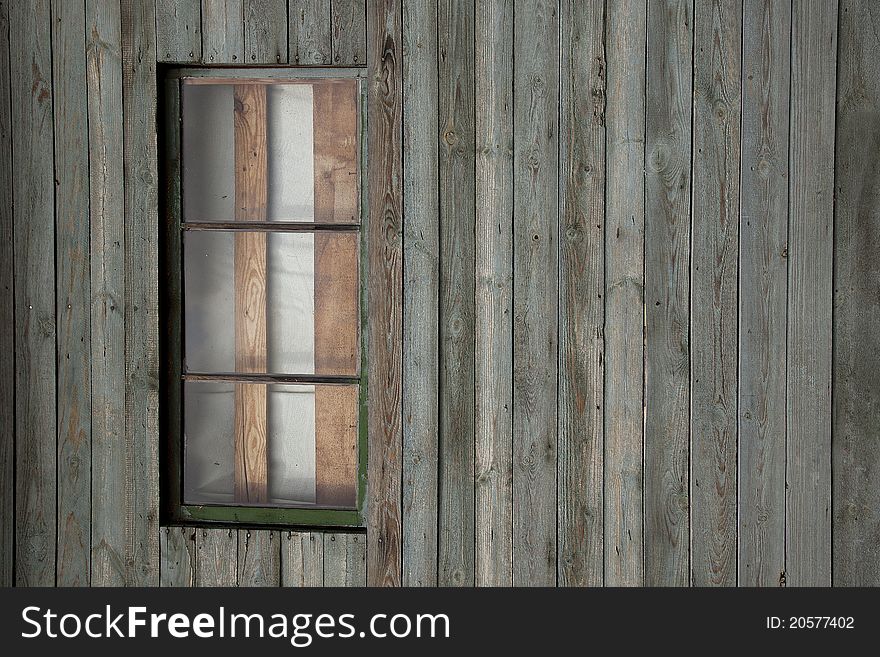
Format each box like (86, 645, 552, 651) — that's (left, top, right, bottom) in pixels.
(738, 0, 790, 587)
(156, 0, 202, 62)
(558, 0, 604, 588)
(644, 0, 692, 587)
(87, 0, 127, 586)
(512, 0, 558, 587)
(474, 0, 513, 587)
(196, 528, 238, 585)
(10, 0, 57, 588)
(323, 533, 366, 586)
(438, 0, 475, 588)
(366, 0, 403, 587)
(603, 0, 646, 588)
(53, 0, 92, 587)
(238, 530, 281, 586)
(120, 0, 160, 585)
(690, 0, 741, 588)
(833, 0, 879, 587)
(289, 0, 330, 64)
(244, 0, 287, 63)
(331, 0, 366, 65)
(401, 0, 439, 587)
(786, 0, 836, 587)
(282, 532, 324, 586)
(160, 527, 197, 586)
(202, 0, 244, 63)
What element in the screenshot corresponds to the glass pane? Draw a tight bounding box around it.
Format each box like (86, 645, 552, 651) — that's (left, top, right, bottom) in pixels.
(184, 230, 360, 376)
(182, 79, 359, 223)
(183, 381, 359, 508)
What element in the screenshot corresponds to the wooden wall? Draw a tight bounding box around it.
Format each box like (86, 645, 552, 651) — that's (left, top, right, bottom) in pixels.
(1, 0, 879, 587)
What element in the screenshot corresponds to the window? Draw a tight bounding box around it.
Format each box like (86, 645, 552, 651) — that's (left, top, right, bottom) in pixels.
(162, 69, 366, 527)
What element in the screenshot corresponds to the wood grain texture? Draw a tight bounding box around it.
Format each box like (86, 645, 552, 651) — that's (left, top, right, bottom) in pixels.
(202, 0, 244, 63)
(474, 0, 513, 587)
(332, 0, 366, 65)
(366, 0, 403, 587)
(196, 528, 238, 585)
(119, 0, 160, 585)
(244, 0, 287, 63)
(156, 0, 202, 62)
(438, 0, 475, 588)
(290, 0, 330, 64)
(237, 529, 280, 586)
(315, 385, 359, 506)
(690, 0, 740, 588)
(313, 80, 359, 225)
(786, 0, 836, 587)
(10, 0, 56, 587)
(738, 0, 789, 587)
(87, 0, 127, 586)
(833, 0, 880, 586)
(644, 0, 692, 587)
(604, 0, 646, 588)
(282, 532, 324, 586)
(512, 0, 558, 587)
(53, 0, 92, 587)
(401, 0, 439, 587)
(558, 0, 604, 587)
(160, 527, 196, 586)
(323, 532, 366, 585)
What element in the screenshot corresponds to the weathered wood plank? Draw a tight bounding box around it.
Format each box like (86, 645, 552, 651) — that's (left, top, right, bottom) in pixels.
(160, 527, 197, 586)
(120, 0, 160, 585)
(401, 0, 439, 587)
(738, 0, 790, 587)
(238, 529, 280, 586)
(289, 0, 330, 64)
(690, 0, 741, 588)
(281, 532, 324, 586)
(604, 0, 646, 588)
(244, 0, 287, 63)
(366, 0, 403, 587)
(332, 0, 366, 65)
(512, 0, 558, 587)
(474, 0, 513, 588)
(156, 0, 202, 62)
(202, 0, 244, 63)
(833, 0, 879, 586)
(324, 532, 366, 586)
(438, 0, 475, 588)
(53, 0, 92, 587)
(644, 0, 692, 587)
(558, 0, 604, 588)
(10, 0, 56, 587)
(87, 0, 127, 586)
(315, 384, 359, 505)
(786, 0, 836, 587)
(196, 528, 238, 585)
(0, 0, 14, 588)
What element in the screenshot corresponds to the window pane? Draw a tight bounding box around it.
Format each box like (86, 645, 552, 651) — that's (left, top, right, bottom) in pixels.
(184, 230, 360, 376)
(183, 381, 359, 508)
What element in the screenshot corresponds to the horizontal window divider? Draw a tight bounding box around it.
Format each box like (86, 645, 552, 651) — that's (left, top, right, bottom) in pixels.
(183, 372, 360, 385)
(182, 221, 361, 232)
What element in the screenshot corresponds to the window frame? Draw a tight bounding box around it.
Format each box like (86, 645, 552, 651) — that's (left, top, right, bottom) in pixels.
(161, 67, 369, 529)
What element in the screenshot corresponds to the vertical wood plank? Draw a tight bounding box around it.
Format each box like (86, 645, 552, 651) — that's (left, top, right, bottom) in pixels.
(281, 532, 324, 586)
(202, 0, 244, 63)
(88, 0, 127, 586)
(120, 0, 160, 585)
(244, 0, 287, 63)
(53, 0, 92, 587)
(512, 0, 559, 587)
(289, 0, 330, 64)
(833, 0, 880, 587)
(160, 527, 196, 586)
(644, 0, 692, 587)
(401, 0, 439, 587)
(195, 528, 238, 585)
(0, 0, 15, 587)
(558, 0, 605, 587)
(738, 0, 790, 587)
(604, 0, 646, 588)
(156, 0, 202, 62)
(786, 0, 836, 587)
(366, 0, 403, 587)
(332, 0, 366, 65)
(438, 0, 475, 588)
(238, 529, 281, 586)
(474, 0, 513, 588)
(690, 0, 741, 588)
(324, 532, 367, 586)
(10, 0, 56, 587)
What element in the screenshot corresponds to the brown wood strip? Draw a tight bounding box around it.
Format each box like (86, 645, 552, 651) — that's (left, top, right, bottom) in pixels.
(313, 80, 359, 224)
(315, 385, 359, 506)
